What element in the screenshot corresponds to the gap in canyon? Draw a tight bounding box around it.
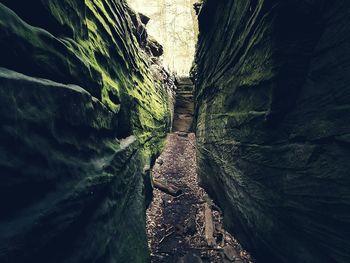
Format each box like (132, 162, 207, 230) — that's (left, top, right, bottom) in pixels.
(146, 77, 254, 262)
(128, 0, 198, 75)
(0, 1, 349, 263)
(128, 2, 254, 261)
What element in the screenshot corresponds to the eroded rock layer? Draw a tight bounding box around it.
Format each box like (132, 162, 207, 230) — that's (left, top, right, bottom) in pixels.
(193, 1, 350, 262)
(0, 1, 174, 262)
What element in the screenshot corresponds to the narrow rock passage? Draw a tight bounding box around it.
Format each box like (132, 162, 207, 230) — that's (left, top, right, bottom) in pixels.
(146, 78, 254, 263)
(172, 77, 195, 132)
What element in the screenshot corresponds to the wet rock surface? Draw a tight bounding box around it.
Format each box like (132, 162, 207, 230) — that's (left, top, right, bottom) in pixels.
(0, 1, 174, 262)
(193, 1, 350, 263)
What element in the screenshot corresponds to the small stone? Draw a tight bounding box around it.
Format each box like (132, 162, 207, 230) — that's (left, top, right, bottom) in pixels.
(142, 164, 151, 174)
(215, 223, 223, 233)
(156, 159, 164, 165)
(216, 232, 224, 244)
(175, 224, 184, 234)
(180, 252, 203, 263)
(177, 132, 189, 137)
(184, 216, 197, 235)
(223, 245, 239, 261)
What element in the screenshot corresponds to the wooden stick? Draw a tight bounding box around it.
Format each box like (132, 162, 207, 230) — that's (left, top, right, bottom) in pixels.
(153, 180, 183, 197)
(204, 203, 216, 246)
(173, 192, 185, 200)
(159, 230, 175, 245)
(190, 247, 223, 251)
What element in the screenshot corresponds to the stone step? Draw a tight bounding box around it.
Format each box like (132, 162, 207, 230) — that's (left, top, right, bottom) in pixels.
(177, 77, 193, 86)
(177, 87, 194, 91)
(178, 85, 192, 88)
(178, 95, 193, 99)
(173, 77, 194, 132)
(177, 90, 193, 94)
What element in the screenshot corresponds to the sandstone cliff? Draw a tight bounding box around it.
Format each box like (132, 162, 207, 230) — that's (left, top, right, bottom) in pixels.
(193, 1, 350, 262)
(0, 1, 173, 262)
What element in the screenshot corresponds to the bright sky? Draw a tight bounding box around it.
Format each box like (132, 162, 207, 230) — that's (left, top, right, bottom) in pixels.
(128, 0, 198, 76)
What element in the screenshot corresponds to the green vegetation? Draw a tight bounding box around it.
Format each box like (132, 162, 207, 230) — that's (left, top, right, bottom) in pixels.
(0, 1, 173, 262)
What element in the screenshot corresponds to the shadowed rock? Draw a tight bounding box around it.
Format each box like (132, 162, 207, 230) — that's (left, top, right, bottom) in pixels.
(193, 1, 350, 262)
(0, 0, 174, 262)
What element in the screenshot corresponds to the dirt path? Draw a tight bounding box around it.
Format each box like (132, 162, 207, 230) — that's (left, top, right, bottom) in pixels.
(172, 77, 194, 133)
(146, 132, 254, 263)
(146, 77, 253, 262)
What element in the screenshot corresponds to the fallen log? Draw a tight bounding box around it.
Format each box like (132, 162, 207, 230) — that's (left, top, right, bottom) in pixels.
(204, 203, 216, 246)
(153, 180, 183, 197)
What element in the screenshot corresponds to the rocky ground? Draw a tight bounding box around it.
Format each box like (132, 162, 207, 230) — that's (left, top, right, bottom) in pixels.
(145, 77, 254, 262)
(146, 132, 254, 263)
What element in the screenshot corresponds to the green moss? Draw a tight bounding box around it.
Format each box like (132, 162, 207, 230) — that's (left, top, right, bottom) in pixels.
(0, 0, 172, 199)
(41, 0, 172, 154)
(0, 2, 173, 261)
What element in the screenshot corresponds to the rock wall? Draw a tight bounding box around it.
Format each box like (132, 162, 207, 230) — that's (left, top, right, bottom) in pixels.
(193, 1, 350, 262)
(0, 1, 174, 262)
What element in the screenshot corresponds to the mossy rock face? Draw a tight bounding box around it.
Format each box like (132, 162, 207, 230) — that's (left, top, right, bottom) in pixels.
(193, 1, 350, 263)
(0, 1, 173, 262)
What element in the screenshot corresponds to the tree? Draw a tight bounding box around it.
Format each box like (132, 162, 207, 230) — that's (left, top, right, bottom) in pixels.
(128, 0, 198, 75)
